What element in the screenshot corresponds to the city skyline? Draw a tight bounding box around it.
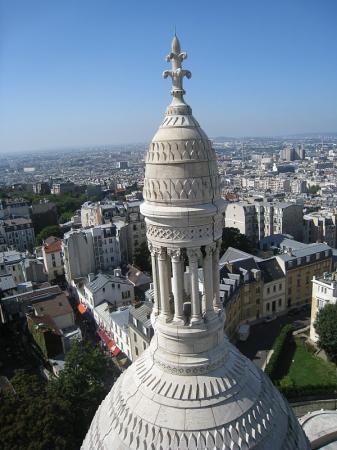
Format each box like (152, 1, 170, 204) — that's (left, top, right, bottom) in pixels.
(1, 0, 337, 154)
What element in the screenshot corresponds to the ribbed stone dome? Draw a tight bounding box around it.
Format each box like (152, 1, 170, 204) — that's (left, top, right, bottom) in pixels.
(82, 337, 309, 450)
(82, 34, 310, 450)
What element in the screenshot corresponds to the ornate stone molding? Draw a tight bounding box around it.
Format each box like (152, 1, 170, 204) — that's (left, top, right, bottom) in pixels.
(154, 352, 228, 376)
(147, 224, 212, 242)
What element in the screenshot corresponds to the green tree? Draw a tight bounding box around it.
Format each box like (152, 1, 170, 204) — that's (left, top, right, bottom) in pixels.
(0, 370, 76, 450)
(36, 225, 63, 244)
(59, 211, 73, 223)
(314, 303, 337, 362)
(48, 341, 118, 446)
(308, 184, 320, 195)
(133, 241, 151, 273)
(220, 227, 254, 257)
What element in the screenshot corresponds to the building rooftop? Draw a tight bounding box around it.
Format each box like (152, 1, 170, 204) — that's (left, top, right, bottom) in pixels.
(33, 292, 73, 318)
(129, 302, 153, 328)
(220, 247, 262, 265)
(3, 217, 32, 226)
(86, 272, 131, 294)
(0, 250, 25, 264)
(110, 307, 130, 329)
(43, 237, 62, 254)
(257, 258, 285, 283)
(126, 265, 152, 287)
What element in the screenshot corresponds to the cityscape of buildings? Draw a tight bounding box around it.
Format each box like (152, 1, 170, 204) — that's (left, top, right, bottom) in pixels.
(1, 15, 337, 449)
(2, 130, 337, 446)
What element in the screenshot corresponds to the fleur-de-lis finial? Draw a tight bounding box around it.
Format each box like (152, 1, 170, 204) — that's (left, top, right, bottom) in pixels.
(163, 34, 192, 100)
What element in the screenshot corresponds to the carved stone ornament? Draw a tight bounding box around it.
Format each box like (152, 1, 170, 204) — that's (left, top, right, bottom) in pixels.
(166, 248, 182, 261)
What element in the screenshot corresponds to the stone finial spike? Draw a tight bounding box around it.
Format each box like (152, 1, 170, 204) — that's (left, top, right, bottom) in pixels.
(163, 34, 192, 100)
(171, 33, 180, 54)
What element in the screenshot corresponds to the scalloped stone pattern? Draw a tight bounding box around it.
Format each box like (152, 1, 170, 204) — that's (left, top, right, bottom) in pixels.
(144, 138, 214, 164)
(82, 342, 309, 450)
(143, 175, 220, 205)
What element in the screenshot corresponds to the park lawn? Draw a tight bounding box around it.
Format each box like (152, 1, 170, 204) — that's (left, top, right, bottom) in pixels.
(282, 338, 337, 386)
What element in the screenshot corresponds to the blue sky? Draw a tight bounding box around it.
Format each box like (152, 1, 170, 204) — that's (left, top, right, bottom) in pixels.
(1, 0, 337, 153)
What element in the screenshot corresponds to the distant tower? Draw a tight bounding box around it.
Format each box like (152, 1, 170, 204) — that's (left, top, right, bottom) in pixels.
(82, 35, 310, 450)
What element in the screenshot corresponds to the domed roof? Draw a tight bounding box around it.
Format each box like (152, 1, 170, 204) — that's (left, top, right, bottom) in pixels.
(82, 337, 309, 450)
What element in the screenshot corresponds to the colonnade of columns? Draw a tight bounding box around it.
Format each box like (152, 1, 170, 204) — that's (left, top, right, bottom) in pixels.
(148, 241, 222, 325)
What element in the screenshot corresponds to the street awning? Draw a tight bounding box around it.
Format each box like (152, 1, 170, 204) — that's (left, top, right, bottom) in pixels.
(78, 303, 87, 314)
(97, 328, 121, 357)
(109, 341, 121, 357)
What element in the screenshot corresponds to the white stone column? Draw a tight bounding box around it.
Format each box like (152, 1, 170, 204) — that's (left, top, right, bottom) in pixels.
(148, 243, 160, 316)
(187, 248, 202, 324)
(212, 240, 222, 311)
(157, 247, 172, 320)
(167, 248, 184, 324)
(203, 244, 215, 318)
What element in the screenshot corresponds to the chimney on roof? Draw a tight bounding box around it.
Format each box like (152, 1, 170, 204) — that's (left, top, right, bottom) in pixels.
(114, 268, 121, 277)
(88, 273, 95, 282)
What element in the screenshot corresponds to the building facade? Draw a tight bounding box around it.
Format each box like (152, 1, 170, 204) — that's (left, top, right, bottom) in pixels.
(303, 211, 337, 248)
(128, 302, 154, 360)
(63, 223, 122, 282)
(310, 273, 337, 342)
(0, 218, 35, 252)
(225, 200, 303, 242)
(42, 236, 64, 281)
(0, 199, 30, 220)
(77, 271, 134, 310)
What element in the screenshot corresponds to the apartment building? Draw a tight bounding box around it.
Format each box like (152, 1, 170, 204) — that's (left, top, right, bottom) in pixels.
(258, 258, 286, 316)
(276, 242, 332, 308)
(280, 145, 305, 161)
(128, 302, 154, 360)
(0, 250, 46, 286)
(77, 271, 134, 311)
(94, 304, 131, 359)
(303, 211, 337, 248)
(310, 273, 337, 342)
(0, 199, 30, 220)
(0, 218, 35, 252)
(225, 200, 303, 242)
(124, 200, 146, 260)
(51, 181, 76, 195)
(80, 199, 146, 262)
(63, 223, 122, 282)
(218, 240, 332, 339)
(42, 236, 64, 281)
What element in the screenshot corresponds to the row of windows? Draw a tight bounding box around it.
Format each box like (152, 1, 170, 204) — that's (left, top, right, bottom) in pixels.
(266, 298, 282, 312)
(318, 285, 329, 294)
(101, 283, 121, 293)
(266, 283, 283, 294)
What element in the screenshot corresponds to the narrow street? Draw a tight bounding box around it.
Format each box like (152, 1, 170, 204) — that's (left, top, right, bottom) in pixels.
(236, 309, 311, 368)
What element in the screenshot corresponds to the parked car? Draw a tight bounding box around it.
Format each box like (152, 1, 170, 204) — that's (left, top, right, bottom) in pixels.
(288, 307, 301, 316)
(300, 304, 311, 312)
(238, 324, 250, 341)
(264, 315, 277, 323)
